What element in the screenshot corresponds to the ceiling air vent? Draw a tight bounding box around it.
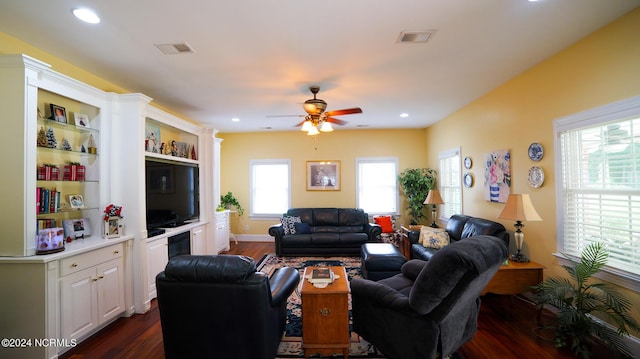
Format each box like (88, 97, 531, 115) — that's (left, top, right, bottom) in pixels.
(397, 30, 436, 44)
(155, 42, 195, 55)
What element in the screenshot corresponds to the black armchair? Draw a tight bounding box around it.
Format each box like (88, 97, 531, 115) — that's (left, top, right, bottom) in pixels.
(351, 235, 508, 359)
(156, 255, 300, 359)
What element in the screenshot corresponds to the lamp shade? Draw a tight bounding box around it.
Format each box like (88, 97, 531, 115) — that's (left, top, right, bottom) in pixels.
(423, 189, 444, 205)
(301, 120, 313, 132)
(498, 194, 542, 222)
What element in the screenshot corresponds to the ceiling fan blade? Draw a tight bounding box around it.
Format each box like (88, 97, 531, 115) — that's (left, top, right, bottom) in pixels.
(266, 114, 305, 118)
(324, 107, 362, 116)
(295, 120, 307, 127)
(325, 117, 347, 125)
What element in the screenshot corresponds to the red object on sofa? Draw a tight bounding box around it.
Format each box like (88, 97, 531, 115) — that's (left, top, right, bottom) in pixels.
(374, 216, 394, 233)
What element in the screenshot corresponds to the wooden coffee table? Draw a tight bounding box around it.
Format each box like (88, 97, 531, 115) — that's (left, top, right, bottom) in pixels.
(300, 266, 350, 359)
(482, 260, 546, 295)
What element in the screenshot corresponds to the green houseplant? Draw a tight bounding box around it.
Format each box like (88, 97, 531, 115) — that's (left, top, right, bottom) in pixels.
(532, 242, 639, 358)
(220, 191, 244, 216)
(397, 168, 437, 225)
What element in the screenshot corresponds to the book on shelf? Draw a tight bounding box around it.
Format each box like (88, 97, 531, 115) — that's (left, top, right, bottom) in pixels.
(36, 187, 61, 214)
(309, 267, 334, 284)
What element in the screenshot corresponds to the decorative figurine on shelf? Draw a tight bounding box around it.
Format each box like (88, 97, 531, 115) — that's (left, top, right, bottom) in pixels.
(191, 145, 197, 160)
(45, 127, 57, 148)
(60, 138, 72, 151)
(81, 144, 86, 153)
(103, 204, 124, 238)
(171, 140, 178, 156)
(87, 134, 97, 154)
(37, 126, 47, 147)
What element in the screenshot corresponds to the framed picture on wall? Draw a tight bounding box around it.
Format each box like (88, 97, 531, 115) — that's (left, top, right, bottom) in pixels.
(306, 160, 341, 191)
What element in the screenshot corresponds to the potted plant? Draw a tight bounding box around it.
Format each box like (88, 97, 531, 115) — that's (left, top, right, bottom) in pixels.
(532, 242, 639, 359)
(397, 168, 437, 226)
(220, 191, 244, 216)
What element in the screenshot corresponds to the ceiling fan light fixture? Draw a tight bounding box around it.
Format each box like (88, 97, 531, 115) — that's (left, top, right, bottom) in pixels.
(320, 121, 334, 132)
(301, 120, 313, 132)
(307, 126, 320, 136)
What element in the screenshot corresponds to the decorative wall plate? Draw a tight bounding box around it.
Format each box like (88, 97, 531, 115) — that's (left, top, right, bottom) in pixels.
(528, 166, 544, 188)
(464, 172, 474, 188)
(528, 143, 544, 161)
(464, 156, 472, 169)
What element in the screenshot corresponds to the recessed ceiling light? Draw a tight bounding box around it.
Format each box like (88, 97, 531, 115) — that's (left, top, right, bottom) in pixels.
(72, 8, 101, 24)
(232, 118, 240, 122)
(400, 113, 409, 118)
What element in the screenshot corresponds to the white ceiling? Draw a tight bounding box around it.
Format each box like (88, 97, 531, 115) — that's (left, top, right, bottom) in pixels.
(1, 0, 638, 133)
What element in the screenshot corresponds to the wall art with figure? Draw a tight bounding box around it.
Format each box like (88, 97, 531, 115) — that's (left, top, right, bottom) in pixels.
(484, 149, 511, 203)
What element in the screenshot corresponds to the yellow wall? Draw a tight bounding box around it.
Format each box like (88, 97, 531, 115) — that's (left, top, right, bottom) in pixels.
(0, 32, 198, 123)
(424, 8, 640, 322)
(219, 129, 428, 235)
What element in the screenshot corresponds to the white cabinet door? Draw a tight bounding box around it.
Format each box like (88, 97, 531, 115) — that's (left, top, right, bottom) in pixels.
(215, 211, 230, 253)
(60, 267, 99, 341)
(191, 226, 206, 255)
(147, 238, 168, 299)
(97, 258, 125, 324)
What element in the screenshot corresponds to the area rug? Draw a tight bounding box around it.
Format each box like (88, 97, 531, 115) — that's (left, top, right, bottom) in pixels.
(257, 254, 387, 358)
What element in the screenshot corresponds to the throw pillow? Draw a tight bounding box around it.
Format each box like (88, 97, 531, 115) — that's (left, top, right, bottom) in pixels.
(294, 222, 312, 234)
(280, 216, 301, 235)
(374, 215, 394, 233)
(419, 226, 450, 249)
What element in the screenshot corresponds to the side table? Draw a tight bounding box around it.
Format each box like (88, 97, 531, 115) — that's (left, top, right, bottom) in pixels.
(482, 260, 546, 295)
(300, 266, 350, 359)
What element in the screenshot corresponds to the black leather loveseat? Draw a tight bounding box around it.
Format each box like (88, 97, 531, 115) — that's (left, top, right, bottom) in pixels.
(268, 208, 382, 256)
(409, 214, 509, 261)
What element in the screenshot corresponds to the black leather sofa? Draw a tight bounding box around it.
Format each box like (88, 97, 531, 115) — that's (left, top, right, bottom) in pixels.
(409, 214, 509, 261)
(156, 255, 299, 359)
(268, 208, 382, 256)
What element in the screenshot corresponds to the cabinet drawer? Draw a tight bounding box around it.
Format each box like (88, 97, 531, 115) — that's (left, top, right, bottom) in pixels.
(60, 244, 124, 277)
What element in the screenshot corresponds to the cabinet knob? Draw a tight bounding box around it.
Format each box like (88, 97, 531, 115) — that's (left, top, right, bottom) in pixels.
(114, 250, 119, 254)
(98, 275, 104, 280)
(319, 308, 331, 317)
(92, 277, 98, 282)
(71, 263, 78, 267)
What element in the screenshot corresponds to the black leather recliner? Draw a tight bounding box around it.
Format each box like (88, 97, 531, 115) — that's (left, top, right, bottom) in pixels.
(156, 255, 299, 359)
(351, 235, 508, 359)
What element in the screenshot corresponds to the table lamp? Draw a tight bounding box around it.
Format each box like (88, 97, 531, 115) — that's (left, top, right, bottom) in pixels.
(498, 194, 542, 262)
(423, 189, 444, 228)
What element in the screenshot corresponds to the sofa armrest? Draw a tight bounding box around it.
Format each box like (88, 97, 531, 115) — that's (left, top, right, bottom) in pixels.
(364, 222, 382, 241)
(269, 267, 299, 306)
(400, 259, 428, 280)
(401, 226, 421, 244)
(350, 278, 413, 312)
(268, 223, 285, 239)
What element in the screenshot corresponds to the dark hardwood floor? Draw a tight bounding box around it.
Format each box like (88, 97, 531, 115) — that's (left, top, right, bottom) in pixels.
(60, 241, 587, 359)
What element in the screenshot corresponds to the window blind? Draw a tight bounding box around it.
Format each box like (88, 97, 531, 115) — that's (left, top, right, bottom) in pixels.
(559, 115, 640, 276)
(439, 148, 462, 219)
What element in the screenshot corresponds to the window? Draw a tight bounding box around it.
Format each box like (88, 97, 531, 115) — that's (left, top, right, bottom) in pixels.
(249, 159, 291, 218)
(555, 96, 640, 289)
(439, 148, 462, 220)
(356, 157, 398, 215)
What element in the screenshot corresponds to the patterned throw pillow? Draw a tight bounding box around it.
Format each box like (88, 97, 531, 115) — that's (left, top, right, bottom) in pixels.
(280, 216, 302, 235)
(419, 226, 450, 249)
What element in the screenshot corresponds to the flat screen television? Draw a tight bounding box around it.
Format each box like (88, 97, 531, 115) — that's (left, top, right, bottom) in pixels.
(145, 158, 200, 230)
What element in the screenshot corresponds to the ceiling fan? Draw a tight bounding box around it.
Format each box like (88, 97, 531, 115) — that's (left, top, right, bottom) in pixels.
(269, 86, 362, 135)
